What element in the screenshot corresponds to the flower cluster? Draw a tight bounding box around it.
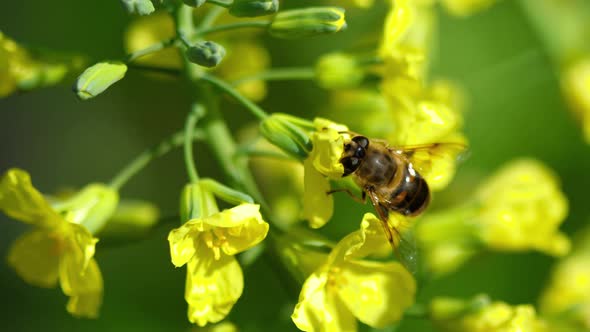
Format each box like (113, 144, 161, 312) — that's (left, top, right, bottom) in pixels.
(2, 0, 588, 331)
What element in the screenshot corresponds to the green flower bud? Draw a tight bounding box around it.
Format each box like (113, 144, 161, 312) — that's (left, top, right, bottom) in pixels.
(315, 53, 363, 89)
(260, 113, 312, 159)
(74, 61, 127, 100)
(120, 0, 155, 16)
(180, 183, 218, 222)
(186, 41, 226, 68)
(229, 0, 279, 17)
(269, 7, 347, 39)
(53, 184, 119, 234)
(182, 0, 206, 7)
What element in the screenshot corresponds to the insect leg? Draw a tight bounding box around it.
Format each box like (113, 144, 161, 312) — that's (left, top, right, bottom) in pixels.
(326, 188, 366, 204)
(366, 188, 396, 249)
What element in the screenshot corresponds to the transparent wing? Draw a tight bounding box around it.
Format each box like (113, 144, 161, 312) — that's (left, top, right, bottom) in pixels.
(368, 189, 419, 275)
(390, 141, 469, 191)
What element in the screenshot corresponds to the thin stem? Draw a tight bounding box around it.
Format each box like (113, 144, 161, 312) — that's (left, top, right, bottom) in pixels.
(207, 0, 231, 8)
(108, 130, 205, 190)
(184, 103, 204, 183)
(200, 73, 269, 120)
(193, 21, 271, 37)
(232, 67, 316, 86)
(126, 38, 177, 63)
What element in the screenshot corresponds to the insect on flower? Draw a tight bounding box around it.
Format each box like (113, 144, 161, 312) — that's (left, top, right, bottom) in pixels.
(331, 134, 467, 273)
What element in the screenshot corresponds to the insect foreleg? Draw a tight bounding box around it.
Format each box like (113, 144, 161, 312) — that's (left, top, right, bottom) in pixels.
(326, 188, 366, 204)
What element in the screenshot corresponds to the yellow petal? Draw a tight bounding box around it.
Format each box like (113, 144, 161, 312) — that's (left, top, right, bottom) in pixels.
(68, 223, 99, 271)
(59, 257, 103, 318)
(338, 260, 416, 328)
(344, 213, 391, 260)
(476, 159, 569, 255)
(59, 253, 102, 296)
(210, 204, 269, 256)
(185, 251, 243, 327)
(66, 291, 103, 319)
(291, 271, 357, 332)
(303, 159, 334, 229)
(0, 168, 60, 227)
(168, 223, 197, 267)
(7, 230, 60, 288)
(308, 118, 349, 179)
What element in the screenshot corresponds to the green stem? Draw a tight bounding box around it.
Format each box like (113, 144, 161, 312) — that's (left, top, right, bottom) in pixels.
(193, 21, 271, 37)
(232, 67, 316, 86)
(108, 130, 205, 190)
(201, 73, 269, 120)
(184, 103, 204, 182)
(207, 0, 232, 8)
(126, 38, 177, 63)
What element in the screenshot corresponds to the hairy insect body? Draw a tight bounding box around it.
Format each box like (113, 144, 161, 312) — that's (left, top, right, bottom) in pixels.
(354, 144, 430, 216)
(340, 136, 430, 218)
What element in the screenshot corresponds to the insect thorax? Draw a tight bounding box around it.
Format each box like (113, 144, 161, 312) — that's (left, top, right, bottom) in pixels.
(355, 148, 397, 186)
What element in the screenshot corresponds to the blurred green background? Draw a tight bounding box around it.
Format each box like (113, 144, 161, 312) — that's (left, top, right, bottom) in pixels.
(1, 1, 589, 331)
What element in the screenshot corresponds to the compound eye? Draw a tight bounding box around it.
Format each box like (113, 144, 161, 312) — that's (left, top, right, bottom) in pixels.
(353, 136, 369, 149)
(354, 146, 365, 158)
(340, 157, 360, 176)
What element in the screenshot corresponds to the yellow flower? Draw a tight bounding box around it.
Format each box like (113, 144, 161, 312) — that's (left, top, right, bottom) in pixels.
(476, 159, 569, 256)
(539, 228, 590, 329)
(416, 159, 569, 276)
(0, 168, 118, 318)
(561, 57, 590, 144)
(168, 182, 269, 326)
(302, 118, 350, 228)
(379, 0, 435, 82)
(440, 0, 500, 17)
(431, 295, 549, 332)
(291, 214, 416, 331)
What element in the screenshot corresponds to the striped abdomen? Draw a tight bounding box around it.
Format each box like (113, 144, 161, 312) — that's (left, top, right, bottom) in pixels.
(384, 161, 430, 216)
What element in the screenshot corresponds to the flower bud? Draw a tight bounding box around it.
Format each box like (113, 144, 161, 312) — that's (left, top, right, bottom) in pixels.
(182, 0, 206, 7)
(179, 183, 218, 222)
(120, 0, 155, 16)
(229, 0, 279, 17)
(269, 7, 347, 39)
(260, 113, 312, 159)
(186, 41, 226, 68)
(53, 184, 119, 234)
(74, 61, 127, 100)
(315, 53, 363, 89)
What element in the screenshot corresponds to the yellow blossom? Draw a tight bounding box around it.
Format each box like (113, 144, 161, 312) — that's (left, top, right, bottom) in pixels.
(416, 159, 569, 276)
(539, 228, 590, 329)
(0, 168, 118, 318)
(302, 118, 350, 229)
(476, 159, 569, 256)
(561, 57, 590, 143)
(379, 0, 435, 82)
(431, 295, 549, 332)
(291, 214, 416, 331)
(168, 182, 269, 326)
